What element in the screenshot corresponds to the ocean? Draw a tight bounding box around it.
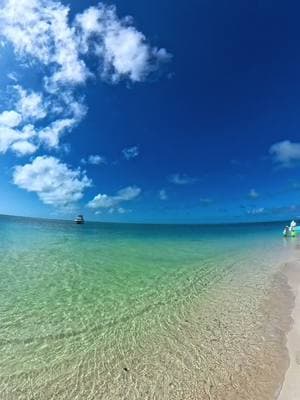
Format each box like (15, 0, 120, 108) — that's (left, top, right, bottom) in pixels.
(0, 215, 296, 399)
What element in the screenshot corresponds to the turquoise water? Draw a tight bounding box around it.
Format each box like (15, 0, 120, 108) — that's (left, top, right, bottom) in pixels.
(0, 215, 295, 399)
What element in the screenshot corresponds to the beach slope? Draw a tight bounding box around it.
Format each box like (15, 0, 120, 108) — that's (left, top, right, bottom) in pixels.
(278, 261, 300, 400)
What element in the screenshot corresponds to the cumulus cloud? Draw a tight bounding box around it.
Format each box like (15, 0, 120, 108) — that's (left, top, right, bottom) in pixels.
(0, 0, 170, 157)
(0, 85, 85, 155)
(0, 110, 22, 127)
(0, 109, 36, 156)
(0, 88, 44, 155)
(168, 173, 197, 185)
(0, 122, 36, 155)
(11, 140, 38, 156)
(0, 0, 169, 208)
(122, 145, 139, 160)
(0, 126, 23, 153)
(75, 4, 171, 83)
(248, 189, 259, 199)
(0, 0, 88, 87)
(0, 0, 170, 86)
(39, 118, 78, 148)
(87, 185, 141, 211)
(117, 186, 141, 200)
(15, 86, 47, 120)
(269, 140, 300, 168)
(88, 194, 116, 209)
(13, 156, 92, 208)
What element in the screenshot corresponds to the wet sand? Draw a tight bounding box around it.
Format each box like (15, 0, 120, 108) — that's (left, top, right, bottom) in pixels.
(278, 260, 300, 400)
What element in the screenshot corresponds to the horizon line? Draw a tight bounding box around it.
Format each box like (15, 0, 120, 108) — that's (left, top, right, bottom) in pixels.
(0, 213, 292, 227)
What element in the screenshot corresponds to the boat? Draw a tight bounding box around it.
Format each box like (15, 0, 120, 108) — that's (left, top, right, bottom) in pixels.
(74, 215, 85, 224)
(283, 229, 296, 237)
(283, 220, 298, 237)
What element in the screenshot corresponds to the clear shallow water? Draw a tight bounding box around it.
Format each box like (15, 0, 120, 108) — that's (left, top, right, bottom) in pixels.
(0, 215, 296, 399)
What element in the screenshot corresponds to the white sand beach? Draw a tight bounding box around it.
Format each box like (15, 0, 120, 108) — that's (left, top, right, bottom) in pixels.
(278, 260, 300, 400)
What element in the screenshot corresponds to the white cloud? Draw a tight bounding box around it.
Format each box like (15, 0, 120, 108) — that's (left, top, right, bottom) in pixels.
(0, 88, 84, 154)
(158, 189, 167, 200)
(75, 6, 103, 52)
(11, 140, 37, 156)
(102, 25, 156, 82)
(269, 140, 300, 168)
(106, 207, 129, 214)
(0, 1, 170, 158)
(37, 94, 88, 148)
(76, 4, 171, 82)
(0, 89, 44, 155)
(88, 194, 116, 209)
(168, 173, 197, 185)
(88, 154, 106, 164)
(7, 72, 18, 82)
(247, 207, 265, 215)
(15, 86, 46, 120)
(13, 156, 92, 208)
(0, 126, 22, 153)
(117, 186, 141, 200)
(0, 110, 22, 127)
(39, 118, 76, 148)
(0, 123, 37, 154)
(81, 154, 106, 165)
(122, 145, 139, 160)
(87, 185, 141, 211)
(0, 1, 169, 208)
(0, 0, 170, 87)
(0, 0, 89, 87)
(248, 189, 259, 199)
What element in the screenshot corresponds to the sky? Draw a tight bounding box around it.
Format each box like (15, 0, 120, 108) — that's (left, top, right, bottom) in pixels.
(0, 0, 300, 223)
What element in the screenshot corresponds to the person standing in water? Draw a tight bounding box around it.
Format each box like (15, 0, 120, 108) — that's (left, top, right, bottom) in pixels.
(290, 220, 297, 230)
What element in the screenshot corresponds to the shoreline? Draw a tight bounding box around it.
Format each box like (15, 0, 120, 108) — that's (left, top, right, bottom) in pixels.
(277, 259, 300, 400)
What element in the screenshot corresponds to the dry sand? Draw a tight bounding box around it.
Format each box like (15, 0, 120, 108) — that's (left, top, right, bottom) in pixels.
(278, 260, 300, 400)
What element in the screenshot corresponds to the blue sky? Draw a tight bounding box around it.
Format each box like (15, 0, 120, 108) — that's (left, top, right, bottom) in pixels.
(0, 0, 300, 223)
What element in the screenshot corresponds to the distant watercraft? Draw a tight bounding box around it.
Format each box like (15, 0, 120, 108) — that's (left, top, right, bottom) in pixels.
(74, 215, 85, 224)
(283, 220, 298, 237)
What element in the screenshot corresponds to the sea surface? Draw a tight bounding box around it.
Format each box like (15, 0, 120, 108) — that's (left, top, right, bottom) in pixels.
(0, 215, 296, 399)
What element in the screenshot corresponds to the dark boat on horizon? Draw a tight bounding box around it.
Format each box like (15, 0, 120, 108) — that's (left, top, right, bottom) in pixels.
(74, 215, 85, 224)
